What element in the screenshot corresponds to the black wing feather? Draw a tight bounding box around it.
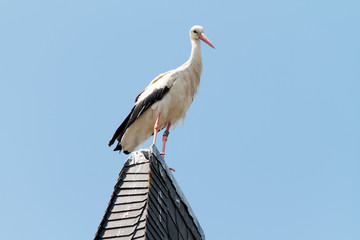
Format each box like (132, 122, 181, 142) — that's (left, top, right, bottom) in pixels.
(108, 86, 170, 151)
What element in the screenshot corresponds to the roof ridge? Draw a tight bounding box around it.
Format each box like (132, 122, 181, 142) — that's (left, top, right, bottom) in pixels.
(94, 146, 205, 240)
(148, 145, 205, 239)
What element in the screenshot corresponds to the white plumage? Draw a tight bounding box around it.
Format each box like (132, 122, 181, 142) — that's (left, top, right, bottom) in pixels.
(109, 25, 215, 154)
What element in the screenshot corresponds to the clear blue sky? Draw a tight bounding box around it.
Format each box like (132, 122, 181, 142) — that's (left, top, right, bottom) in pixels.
(1, 1, 359, 239)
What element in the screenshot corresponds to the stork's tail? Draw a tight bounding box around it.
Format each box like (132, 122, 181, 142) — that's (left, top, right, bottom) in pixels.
(108, 138, 122, 151)
(108, 140, 131, 154)
(108, 111, 133, 152)
(113, 142, 123, 152)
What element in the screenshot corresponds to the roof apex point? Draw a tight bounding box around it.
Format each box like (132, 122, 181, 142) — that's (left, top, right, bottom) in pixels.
(94, 145, 205, 240)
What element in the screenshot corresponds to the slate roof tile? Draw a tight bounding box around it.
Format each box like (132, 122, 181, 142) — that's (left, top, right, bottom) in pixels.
(94, 146, 205, 240)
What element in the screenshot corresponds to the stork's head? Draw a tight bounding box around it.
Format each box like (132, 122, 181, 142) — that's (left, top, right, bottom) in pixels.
(190, 25, 215, 49)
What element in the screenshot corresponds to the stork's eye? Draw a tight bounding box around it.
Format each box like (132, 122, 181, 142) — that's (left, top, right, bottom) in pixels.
(193, 30, 197, 34)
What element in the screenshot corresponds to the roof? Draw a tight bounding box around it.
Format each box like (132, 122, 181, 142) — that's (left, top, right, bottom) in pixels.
(94, 145, 205, 240)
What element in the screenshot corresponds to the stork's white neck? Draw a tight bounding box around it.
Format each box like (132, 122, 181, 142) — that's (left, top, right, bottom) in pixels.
(189, 39, 202, 61)
(173, 38, 202, 100)
(183, 39, 202, 74)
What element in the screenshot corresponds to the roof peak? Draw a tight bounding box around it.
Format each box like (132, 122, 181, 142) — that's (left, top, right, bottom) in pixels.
(94, 145, 205, 240)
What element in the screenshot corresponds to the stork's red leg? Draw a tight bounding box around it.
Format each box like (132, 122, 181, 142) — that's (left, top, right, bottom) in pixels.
(160, 122, 171, 158)
(153, 112, 161, 145)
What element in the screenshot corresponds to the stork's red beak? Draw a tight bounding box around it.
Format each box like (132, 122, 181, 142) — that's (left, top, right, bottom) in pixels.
(199, 33, 215, 49)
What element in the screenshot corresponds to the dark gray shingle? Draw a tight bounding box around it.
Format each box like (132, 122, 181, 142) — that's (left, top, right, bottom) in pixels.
(94, 145, 205, 240)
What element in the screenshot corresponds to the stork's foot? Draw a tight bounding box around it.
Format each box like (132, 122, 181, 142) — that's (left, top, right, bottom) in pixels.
(161, 135, 168, 158)
(161, 123, 171, 159)
(159, 153, 174, 171)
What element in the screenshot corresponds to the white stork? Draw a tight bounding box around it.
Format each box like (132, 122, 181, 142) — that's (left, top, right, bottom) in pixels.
(109, 25, 215, 156)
